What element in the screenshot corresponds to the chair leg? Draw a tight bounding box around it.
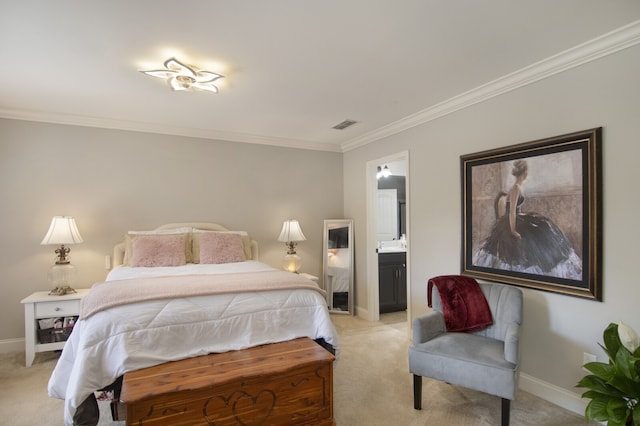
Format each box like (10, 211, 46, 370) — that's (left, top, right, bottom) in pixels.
(501, 398, 510, 426)
(413, 374, 422, 410)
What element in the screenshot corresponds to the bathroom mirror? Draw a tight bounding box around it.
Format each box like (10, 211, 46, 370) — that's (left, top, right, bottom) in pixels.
(322, 219, 354, 315)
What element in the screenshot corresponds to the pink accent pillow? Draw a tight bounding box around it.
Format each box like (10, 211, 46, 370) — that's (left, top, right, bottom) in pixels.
(130, 235, 187, 267)
(198, 232, 246, 264)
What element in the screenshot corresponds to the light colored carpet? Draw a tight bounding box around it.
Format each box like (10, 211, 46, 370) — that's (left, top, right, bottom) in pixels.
(0, 312, 590, 425)
(332, 312, 590, 425)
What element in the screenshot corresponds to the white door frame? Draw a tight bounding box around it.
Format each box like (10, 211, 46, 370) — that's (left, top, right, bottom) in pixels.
(366, 150, 410, 322)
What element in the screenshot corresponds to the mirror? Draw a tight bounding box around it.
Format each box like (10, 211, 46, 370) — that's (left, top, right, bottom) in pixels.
(377, 175, 406, 241)
(323, 219, 354, 315)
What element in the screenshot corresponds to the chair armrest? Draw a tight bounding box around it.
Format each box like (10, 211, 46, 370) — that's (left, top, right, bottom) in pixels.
(412, 311, 446, 344)
(503, 322, 520, 364)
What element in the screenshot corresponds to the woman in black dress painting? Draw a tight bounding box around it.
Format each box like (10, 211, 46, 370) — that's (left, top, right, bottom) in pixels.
(473, 159, 582, 279)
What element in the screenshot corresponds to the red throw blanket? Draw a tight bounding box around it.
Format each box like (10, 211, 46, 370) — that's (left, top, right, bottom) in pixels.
(427, 275, 493, 332)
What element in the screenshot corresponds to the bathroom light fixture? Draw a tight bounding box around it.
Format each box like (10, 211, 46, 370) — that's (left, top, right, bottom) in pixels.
(140, 57, 223, 93)
(376, 165, 392, 179)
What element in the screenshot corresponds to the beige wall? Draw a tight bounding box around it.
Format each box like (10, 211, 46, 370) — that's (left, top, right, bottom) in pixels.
(0, 120, 343, 342)
(1, 38, 638, 415)
(344, 44, 640, 402)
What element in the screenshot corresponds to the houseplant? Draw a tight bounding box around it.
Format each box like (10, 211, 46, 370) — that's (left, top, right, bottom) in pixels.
(577, 322, 640, 425)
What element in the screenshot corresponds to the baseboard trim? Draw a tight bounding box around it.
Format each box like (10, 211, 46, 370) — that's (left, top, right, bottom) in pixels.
(0, 338, 25, 353)
(355, 306, 370, 321)
(519, 372, 587, 417)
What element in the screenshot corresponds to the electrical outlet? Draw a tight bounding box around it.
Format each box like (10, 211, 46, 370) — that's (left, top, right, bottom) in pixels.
(105, 255, 111, 270)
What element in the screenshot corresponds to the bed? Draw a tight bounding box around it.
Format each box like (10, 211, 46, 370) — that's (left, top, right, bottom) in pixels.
(47, 222, 339, 425)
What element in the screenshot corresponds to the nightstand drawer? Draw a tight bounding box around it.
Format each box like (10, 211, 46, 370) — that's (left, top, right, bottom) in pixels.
(35, 299, 81, 317)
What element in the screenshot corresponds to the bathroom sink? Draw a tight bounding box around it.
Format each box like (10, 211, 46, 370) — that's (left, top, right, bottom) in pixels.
(377, 242, 406, 253)
(378, 247, 406, 253)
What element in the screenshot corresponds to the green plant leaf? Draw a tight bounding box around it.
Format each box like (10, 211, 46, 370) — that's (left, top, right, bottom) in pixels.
(585, 361, 617, 381)
(604, 323, 623, 360)
(627, 354, 640, 383)
(608, 376, 640, 400)
(606, 398, 630, 424)
(582, 390, 608, 400)
(578, 375, 627, 397)
(616, 348, 640, 382)
(585, 398, 610, 422)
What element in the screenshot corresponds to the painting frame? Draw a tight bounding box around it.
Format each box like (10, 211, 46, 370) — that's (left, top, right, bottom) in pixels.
(460, 128, 603, 301)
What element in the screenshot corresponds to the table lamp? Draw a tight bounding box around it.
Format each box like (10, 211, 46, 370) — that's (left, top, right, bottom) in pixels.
(41, 216, 84, 295)
(277, 220, 306, 273)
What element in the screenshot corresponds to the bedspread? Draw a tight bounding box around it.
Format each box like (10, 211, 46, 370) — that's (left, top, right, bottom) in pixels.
(48, 263, 339, 425)
(81, 270, 326, 319)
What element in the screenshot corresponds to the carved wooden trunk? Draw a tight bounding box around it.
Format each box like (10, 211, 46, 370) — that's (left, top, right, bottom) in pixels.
(120, 338, 335, 425)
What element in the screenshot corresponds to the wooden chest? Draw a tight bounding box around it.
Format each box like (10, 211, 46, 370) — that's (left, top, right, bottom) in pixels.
(120, 338, 335, 425)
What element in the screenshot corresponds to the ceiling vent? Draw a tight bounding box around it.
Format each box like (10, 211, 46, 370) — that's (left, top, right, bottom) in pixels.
(332, 119, 358, 130)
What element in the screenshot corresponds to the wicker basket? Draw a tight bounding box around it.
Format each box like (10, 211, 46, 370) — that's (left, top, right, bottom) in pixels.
(38, 327, 73, 344)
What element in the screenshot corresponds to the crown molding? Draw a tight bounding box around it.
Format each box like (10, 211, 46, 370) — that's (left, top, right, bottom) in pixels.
(0, 109, 343, 152)
(341, 19, 640, 152)
(2, 21, 638, 154)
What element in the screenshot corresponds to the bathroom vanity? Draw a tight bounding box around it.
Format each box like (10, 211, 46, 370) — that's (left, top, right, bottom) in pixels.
(378, 250, 407, 313)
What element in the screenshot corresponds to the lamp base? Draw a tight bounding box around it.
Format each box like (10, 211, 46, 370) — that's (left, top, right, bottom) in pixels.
(49, 286, 77, 296)
(48, 263, 78, 296)
(282, 253, 302, 274)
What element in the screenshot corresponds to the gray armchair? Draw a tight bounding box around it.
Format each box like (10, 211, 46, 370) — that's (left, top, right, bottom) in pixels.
(409, 281, 523, 426)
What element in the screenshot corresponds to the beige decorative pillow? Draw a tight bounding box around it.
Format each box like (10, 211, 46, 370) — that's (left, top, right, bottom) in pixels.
(129, 234, 188, 267)
(192, 230, 252, 262)
(197, 232, 246, 264)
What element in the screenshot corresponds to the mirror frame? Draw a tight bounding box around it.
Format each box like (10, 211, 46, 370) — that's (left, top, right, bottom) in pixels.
(322, 219, 354, 315)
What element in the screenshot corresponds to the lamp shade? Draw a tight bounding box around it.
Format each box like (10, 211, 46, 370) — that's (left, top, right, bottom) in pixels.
(41, 216, 84, 245)
(277, 220, 306, 243)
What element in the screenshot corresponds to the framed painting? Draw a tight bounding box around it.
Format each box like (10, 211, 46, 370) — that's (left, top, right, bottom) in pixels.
(460, 128, 603, 300)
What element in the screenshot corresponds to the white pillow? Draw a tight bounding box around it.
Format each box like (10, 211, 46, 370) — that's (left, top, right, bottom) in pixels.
(128, 227, 193, 235)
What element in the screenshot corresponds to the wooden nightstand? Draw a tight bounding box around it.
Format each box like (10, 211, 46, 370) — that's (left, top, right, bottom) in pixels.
(20, 289, 90, 367)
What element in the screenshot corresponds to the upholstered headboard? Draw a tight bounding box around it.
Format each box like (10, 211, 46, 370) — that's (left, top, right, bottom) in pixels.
(112, 222, 259, 267)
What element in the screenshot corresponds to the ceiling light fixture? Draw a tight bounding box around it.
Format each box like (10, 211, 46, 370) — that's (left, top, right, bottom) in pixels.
(140, 57, 223, 93)
(376, 165, 392, 179)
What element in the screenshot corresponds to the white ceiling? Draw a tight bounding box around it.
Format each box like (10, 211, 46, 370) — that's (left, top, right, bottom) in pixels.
(1, 1, 639, 152)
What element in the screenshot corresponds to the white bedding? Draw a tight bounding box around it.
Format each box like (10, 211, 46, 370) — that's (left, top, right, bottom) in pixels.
(105, 260, 273, 280)
(48, 261, 339, 425)
(327, 266, 350, 293)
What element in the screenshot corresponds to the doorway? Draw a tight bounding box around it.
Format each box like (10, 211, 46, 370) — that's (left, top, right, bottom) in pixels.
(366, 151, 410, 323)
